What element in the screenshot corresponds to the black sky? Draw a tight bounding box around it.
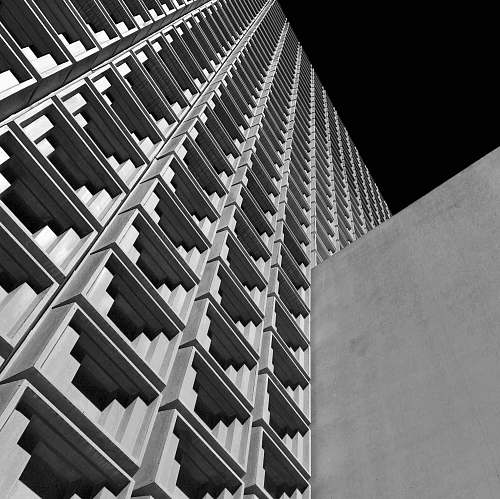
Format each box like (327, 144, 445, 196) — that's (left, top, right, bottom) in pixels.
(279, 2, 500, 214)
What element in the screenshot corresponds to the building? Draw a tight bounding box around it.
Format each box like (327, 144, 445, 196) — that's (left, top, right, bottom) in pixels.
(0, 0, 389, 497)
(312, 148, 500, 498)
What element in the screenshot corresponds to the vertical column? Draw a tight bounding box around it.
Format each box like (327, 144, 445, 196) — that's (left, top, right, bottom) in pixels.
(243, 17, 311, 498)
(352, 145, 378, 229)
(332, 105, 357, 245)
(310, 74, 340, 264)
(309, 69, 319, 267)
(324, 88, 342, 253)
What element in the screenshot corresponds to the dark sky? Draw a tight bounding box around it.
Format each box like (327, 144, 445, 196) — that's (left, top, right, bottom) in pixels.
(279, 3, 500, 214)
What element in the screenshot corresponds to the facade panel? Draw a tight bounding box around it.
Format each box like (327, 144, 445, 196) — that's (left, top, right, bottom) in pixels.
(311, 147, 500, 498)
(0, 0, 389, 496)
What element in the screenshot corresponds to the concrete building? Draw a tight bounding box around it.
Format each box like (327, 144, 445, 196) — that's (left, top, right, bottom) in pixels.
(313, 148, 500, 498)
(0, 0, 389, 497)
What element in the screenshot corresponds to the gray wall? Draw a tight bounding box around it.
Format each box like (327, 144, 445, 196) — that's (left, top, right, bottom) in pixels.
(312, 147, 500, 498)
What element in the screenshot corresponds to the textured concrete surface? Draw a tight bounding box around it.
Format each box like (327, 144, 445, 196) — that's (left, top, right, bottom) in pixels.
(312, 147, 500, 498)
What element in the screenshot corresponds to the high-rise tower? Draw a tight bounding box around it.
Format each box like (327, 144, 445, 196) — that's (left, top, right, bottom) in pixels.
(0, 0, 389, 497)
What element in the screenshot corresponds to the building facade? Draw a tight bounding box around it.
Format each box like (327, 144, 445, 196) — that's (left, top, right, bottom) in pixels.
(0, 0, 389, 497)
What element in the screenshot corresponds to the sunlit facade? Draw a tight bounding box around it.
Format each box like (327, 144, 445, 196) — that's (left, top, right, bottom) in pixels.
(0, 0, 389, 496)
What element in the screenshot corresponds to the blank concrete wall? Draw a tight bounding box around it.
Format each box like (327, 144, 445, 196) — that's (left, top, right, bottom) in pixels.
(312, 147, 500, 499)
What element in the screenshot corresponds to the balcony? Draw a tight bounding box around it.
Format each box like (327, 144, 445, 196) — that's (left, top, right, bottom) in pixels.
(31, 0, 99, 60)
(253, 374, 310, 475)
(60, 81, 146, 188)
(69, 0, 119, 48)
(197, 260, 263, 353)
(265, 297, 310, 375)
(124, 177, 210, 277)
(245, 427, 309, 498)
(135, 409, 243, 497)
(260, 331, 310, 420)
(17, 100, 124, 227)
(162, 346, 252, 473)
(57, 249, 182, 388)
(97, 209, 197, 324)
(164, 27, 208, 89)
(116, 49, 180, 130)
(98, 0, 138, 37)
(0, 33, 36, 103)
(146, 148, 223, 237)
(0, 227, 56, 362)
(2, 304, 161, 474)
(150, 32, 199, 101)
(218, 203, 271, 278)
(0, 126, 94, 281)
(182, 299, 258, 407)
(0, 380, 133, 498)
(0, 0, 70, 77)
(91, 66, 163, 159)
(210, 229, 267, 312)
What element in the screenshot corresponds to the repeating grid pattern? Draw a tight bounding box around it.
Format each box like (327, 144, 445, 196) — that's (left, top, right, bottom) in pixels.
(0, 0, 390, 497)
